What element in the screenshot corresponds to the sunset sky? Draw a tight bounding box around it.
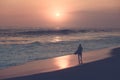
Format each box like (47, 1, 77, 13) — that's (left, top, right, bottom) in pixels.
(0, 0, 120, 30)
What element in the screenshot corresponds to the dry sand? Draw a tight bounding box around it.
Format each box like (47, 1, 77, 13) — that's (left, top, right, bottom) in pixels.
(0, 46, 120, 80)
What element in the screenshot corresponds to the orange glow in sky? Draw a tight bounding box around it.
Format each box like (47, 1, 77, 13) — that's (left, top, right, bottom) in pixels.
(0, 0, 120, 29)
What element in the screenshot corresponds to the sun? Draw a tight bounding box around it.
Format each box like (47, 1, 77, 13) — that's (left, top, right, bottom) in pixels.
(56, 12, 60, 17)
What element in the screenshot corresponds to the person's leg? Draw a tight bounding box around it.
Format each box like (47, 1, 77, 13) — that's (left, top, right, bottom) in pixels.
(80, 54, 83, 64)
(78, 54, 80, 64)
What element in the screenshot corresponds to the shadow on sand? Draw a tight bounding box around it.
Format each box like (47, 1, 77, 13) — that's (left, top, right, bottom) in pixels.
(7, 47, 120, 80)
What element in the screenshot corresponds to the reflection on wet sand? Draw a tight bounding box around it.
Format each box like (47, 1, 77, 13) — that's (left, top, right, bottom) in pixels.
(53, 55, 76, 69)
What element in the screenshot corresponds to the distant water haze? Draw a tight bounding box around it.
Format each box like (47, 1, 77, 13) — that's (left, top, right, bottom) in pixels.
(0, 0, 120, 30)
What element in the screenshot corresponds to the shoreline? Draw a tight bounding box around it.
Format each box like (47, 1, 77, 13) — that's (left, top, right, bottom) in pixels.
(0, 46, 120, 80)
(0, 46, 116, 70)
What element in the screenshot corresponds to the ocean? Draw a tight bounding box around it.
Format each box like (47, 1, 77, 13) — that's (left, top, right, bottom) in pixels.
(0, 29, 120, 69)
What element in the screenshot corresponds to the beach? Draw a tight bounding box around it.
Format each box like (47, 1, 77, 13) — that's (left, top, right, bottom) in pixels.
(0, 0, 120, 80)
(0, 46, 120, 80)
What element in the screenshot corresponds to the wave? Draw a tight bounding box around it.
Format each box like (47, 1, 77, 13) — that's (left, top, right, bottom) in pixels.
(29, 41, 42, 45)
(16, 29, 111, 35)
(17, 29, 77, 35)
(0, 28, 118, 36)
(0, 29, 76, 36)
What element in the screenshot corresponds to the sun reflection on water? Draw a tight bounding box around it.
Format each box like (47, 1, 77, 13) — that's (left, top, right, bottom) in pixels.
(51, 36, 62, 43)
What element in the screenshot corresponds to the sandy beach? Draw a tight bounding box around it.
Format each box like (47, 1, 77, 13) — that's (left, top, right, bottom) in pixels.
(0, 46, 120, 80)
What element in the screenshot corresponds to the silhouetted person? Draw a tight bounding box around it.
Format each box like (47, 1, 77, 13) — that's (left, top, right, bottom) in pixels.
(74, 44, 83, 64)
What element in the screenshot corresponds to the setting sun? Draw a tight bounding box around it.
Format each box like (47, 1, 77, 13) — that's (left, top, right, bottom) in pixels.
(56, 12, 60, 17)
(53, 11, 64, 21)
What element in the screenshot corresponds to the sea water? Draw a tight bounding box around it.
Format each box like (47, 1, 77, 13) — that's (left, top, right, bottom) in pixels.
(0, 29, 120, 69)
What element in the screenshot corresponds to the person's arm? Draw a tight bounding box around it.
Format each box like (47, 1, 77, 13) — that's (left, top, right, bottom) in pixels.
(74, 49, 78, 54)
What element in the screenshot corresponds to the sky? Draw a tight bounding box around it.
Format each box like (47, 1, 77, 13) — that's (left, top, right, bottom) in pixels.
(0, 0, 120, 30)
